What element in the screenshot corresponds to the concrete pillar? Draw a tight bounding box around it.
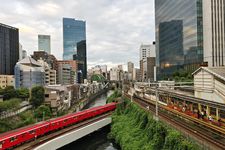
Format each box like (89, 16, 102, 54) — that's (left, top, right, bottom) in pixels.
(198, 103, 202, 111)
(206, 105, 210, 117)
(216, 108, 220, 120)
(190, 103, 193, 112)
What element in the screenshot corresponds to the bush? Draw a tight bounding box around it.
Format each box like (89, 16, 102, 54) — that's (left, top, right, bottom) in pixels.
(34, 105, 52, 121)
(0, 98, 21, 113)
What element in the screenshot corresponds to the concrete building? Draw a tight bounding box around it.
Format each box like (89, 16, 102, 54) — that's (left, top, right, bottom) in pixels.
(57, 63, 72, 85)
(127, 61, 134, 80)
(38, 59, 56, 85)
(193, 67, 225, 104)
(31, 51, 58, 71)
(19, 44, 27, 61)
(0, 23, 19, 75)
(45, 85, 77, 113)
(0, 75, 14, 89)
(14, 57, 45, 89)
(140, 44, 156, 60)
(155, 0, 225, 79)
(110, 67, 120, 81)
(38, 35, 51, 54)
(63, 18, 86, 60)
(139, 43, 156, 81)
(57, 60, 77, 84)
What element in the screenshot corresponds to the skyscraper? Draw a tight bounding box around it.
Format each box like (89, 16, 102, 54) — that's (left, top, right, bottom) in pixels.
(73, 40, 87, 83)
(38, 35, 51, 54)
(0, 23, 19, 75)
(155, 0, 225, 79)
(63, 18, 86, 60)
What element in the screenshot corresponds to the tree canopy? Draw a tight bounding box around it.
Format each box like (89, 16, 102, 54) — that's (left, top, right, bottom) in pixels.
(30, 86, 45, 108)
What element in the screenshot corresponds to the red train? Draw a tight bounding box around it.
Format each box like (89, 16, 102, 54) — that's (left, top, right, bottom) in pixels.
(0, 102, 117, 150)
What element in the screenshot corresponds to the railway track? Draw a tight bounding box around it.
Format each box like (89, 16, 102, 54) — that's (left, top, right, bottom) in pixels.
(124, 93, 225, 150)
(15, 112, 113, 150)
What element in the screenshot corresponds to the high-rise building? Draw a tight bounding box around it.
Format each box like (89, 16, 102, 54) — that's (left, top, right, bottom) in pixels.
(14, 57, 45, 89)
(0, 23, 19, 75)
(140, 44, 156, 60)
(38, 35, 51, 54)
(127, 61, 134, 80)
(57, 60, 77, 84)
(203, 1, 225, 67)
(63, 18, 86, 60)
(155, 0, 225, 79)
(139, 43, 156, 81)
(19, 43, 27, 60)
(73, 40, 87, 82)
(0, 75, 14, 89)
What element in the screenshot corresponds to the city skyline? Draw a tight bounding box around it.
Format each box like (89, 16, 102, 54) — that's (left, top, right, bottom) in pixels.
(0, 0, 155, 68)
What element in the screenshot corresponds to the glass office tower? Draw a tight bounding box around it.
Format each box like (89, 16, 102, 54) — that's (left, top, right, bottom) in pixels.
(38, 35, 51, 54)
(0, 23, 19, 75)
(155, 0, 204, 79)
(63, 18, 86, 60)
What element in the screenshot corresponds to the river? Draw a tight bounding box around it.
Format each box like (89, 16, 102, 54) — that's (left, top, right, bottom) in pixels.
(58, 90, 120, 150)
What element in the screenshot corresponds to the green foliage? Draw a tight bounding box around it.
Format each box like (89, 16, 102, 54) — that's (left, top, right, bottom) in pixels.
(109, 99, 200, 150)
(0, 98, 21, 113)
(1, 86, 17, 100)
(0, 110, 35, 133)
(106, 90, 122, 103)
(172, 69, 193, 82)
(34, 105, 52, 121)
(16, 88, 29, 100)
(30, 86, 45, 108)
(91, 74, 106, 82)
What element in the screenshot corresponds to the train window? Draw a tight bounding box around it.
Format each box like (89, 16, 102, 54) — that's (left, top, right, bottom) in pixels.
(10, 137, 16, 142)
(73, 117, 77, 119)
(29, 130, 35, 134)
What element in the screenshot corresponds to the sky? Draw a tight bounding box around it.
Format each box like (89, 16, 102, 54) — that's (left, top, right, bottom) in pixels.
(0, 0, 155, 69)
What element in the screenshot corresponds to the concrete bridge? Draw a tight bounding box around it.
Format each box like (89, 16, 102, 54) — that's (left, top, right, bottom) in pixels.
(34, 117, 112, 150)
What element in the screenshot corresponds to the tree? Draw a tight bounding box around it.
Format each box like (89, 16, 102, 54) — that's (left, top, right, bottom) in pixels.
(34, 105, 52, 121)
(30, 86, 45, 108)
(16, 88, 29, 100)
(3, 86, 16, 100)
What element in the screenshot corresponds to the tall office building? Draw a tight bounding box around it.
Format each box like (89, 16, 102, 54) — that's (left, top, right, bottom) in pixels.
(73, 40, 87, 83)
(155, 0, 225, 79)
(203, 1, 225, 67)
(63, 18, 86, 60)
(127, 61, 134, 80)
(38, 35, 51, 54)
(140, 44, 156, 60)
(0, 23, 19, 75)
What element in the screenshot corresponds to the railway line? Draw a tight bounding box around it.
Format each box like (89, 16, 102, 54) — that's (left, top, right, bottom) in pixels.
(15, 112, 113, 150)
(124, 93, 225, 150)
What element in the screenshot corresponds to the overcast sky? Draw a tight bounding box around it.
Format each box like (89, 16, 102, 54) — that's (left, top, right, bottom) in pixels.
(0, 0, 155, 69)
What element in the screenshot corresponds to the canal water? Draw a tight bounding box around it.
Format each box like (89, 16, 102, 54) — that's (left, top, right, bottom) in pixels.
(59, 90, 120, 150)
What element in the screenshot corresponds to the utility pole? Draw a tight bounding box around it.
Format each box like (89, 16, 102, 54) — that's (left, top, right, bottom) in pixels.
(155, 87, 159, 121)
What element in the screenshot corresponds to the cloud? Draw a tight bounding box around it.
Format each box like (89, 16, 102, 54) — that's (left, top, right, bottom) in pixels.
(0, 0, 155, 69)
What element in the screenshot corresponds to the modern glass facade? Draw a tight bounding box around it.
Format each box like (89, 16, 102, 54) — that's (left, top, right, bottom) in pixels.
(0, 23, 19, 75)
(38, 35, 51, 54)
(63, 18, 86, 60)
(155, 0, 203, 78)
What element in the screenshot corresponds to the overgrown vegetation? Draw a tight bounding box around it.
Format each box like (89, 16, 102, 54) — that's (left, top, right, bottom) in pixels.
(106, 90, 122, 103)
(109, 98, 200, 150)
(0, 86, 29, 100)
(0, 98, 21, 113)
(172, 69, 193, 82)
(0, 110, 35, 133)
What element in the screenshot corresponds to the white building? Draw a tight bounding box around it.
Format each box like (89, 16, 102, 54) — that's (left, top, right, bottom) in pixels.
(140, 44, 155, 61)
(193, 67, 225, 104)
(110, 67, 120, 81)
(14, 57, 45, 89)
(203, 1, 225, 67)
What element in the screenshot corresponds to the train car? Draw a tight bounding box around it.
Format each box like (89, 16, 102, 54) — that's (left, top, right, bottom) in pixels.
(0, 122, 49, 150)
(0, 103, 117, 150)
